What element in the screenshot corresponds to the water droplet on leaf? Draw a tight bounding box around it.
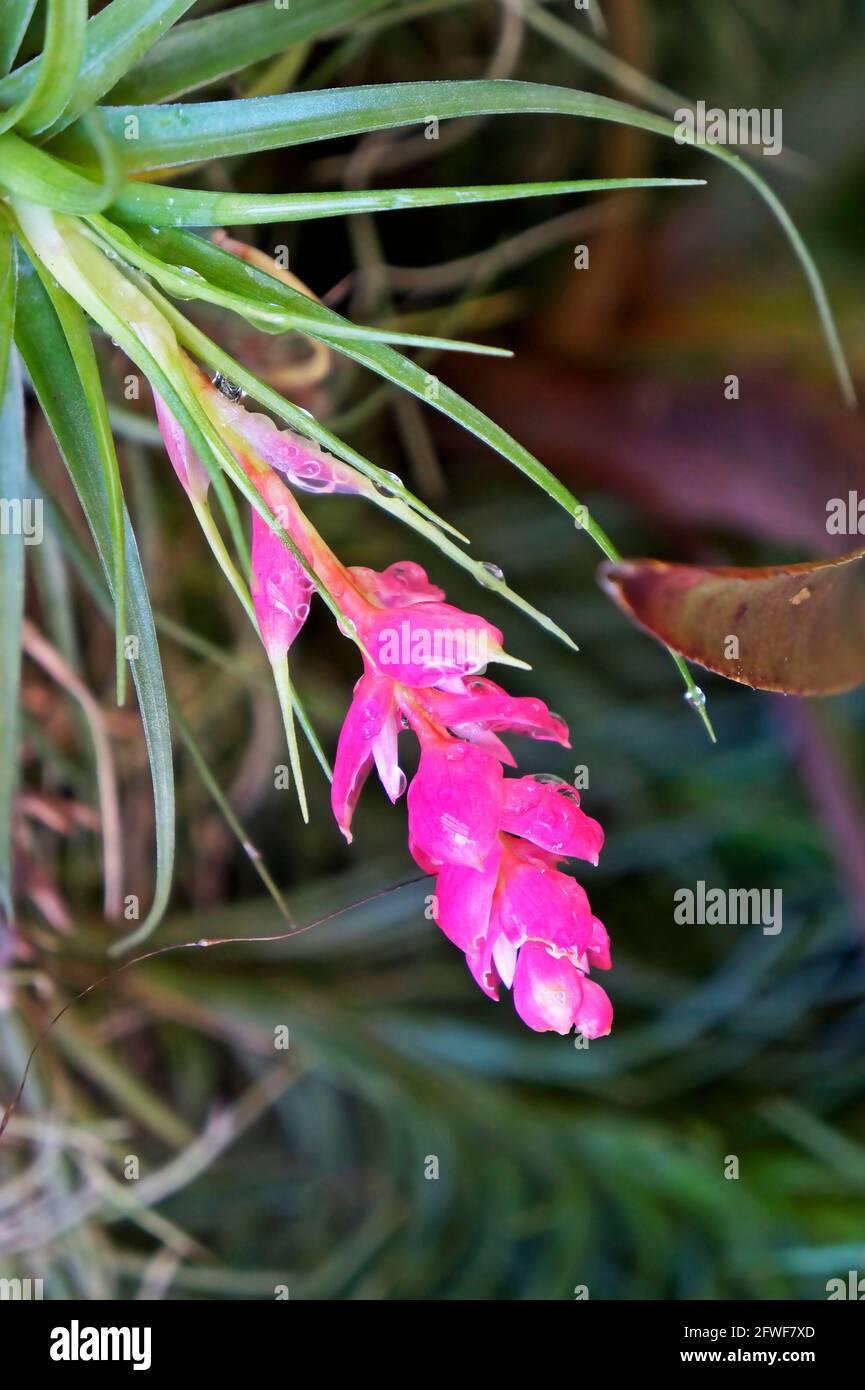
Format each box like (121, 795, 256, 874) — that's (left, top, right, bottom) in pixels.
(479, 562, 505, 586)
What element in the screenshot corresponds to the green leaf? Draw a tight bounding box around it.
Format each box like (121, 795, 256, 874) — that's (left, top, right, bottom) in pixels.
(0, 226, 15, 400)
(34, 277, 128, 704)
(109, 0, 394, 105)
(14, 255, 175, 947)
(0, 0, 198, 135)
(0, 0, 86, 137)
(64, 77, 851, 403)
(0, 0, 37, 77)
(0, 327, 24, 926)
(109, 175, 703, 228)
(0, 130, 117, 213)
(89, 209, 519, 358)
(170, 697, 297, 921)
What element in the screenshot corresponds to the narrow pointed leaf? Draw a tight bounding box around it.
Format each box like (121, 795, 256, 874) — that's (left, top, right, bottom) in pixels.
(15, 257, 175, 944)
(0, 339, 25, 925)
(0, 0, 197, 134)
(34, 280, 128, 704)
(12, 0, 87, 136)
(109, 0, 394, 105)
(0, 228, 15, 399)
(0, 130, 117, 213)
(58, 77, 851, 401)
(109, 176, 703, 228)
(0, 0, 37, 78)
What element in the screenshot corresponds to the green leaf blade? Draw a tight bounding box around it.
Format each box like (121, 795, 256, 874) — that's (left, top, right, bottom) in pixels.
(0, 329, 25, 926)
(15, 255, 175, 947)
(0, 0, 37, 78)
(0, 0, 198, 135)
(109, 0, 394, 106)
(109, 176, 704, 228)
(57, 76, 851, 402)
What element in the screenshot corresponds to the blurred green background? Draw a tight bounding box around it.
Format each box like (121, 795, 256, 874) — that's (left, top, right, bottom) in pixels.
(3, 0, 865, 1299)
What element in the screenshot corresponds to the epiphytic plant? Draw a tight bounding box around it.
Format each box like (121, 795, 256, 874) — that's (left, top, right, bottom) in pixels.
(0, 1, 852, 1036)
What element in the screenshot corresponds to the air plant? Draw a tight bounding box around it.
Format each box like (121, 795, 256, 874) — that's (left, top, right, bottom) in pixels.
(0, 0, 853, 1040)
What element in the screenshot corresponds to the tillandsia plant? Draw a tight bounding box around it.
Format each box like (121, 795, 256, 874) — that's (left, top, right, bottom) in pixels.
(0, 1, 855, 1042)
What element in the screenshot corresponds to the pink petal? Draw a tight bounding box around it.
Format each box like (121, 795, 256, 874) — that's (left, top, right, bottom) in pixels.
(349, 561, 445, 609)
(574, 976, 614, 1039)
(153, 393, 210, 503)
(331, 673, 399, 841)
(202, 382, 362, 495)
(251, 509, 314, 662)
(492, 929, 518, 989)
(586, 916, 612, 971)
(361, 602, 505, 687)
(407, 739, 503, 868)
(496, 846, 593, 956)
(434, 842, 502, 953)
(512, 942, 585, 1035)
(500, 776, 604, 865)
(408, 836, 442, 875)
(465, 935, 502, 1001)
(454, 726, 518, 767)
(419, 677, 570, 747)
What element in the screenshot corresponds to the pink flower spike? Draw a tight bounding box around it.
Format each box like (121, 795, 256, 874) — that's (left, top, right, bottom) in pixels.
(512, 942, 586, 1035)
(350, 561, 445, 609)
(153, 393, 210, 504)
(362, 602, 506, 687)
(500, 776, 604, 864)
(251, 509, 314, 663)
(331, 672, 402, 842)
(407, 739, 503, 868)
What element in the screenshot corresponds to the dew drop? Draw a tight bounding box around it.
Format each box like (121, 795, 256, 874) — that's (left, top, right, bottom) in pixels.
(373, 470, 402, 498)
(684, 686, 707, 710)
(479, 561, 505, 586)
